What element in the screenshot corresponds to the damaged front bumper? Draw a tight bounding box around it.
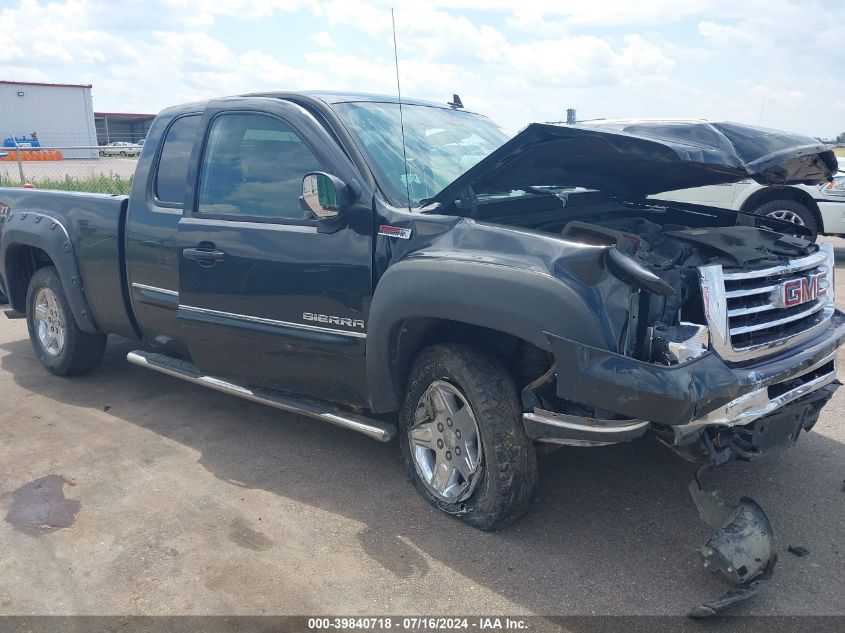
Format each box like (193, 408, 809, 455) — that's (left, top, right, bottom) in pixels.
(523, 310, 845, 447)
(524, 310, 845, 616)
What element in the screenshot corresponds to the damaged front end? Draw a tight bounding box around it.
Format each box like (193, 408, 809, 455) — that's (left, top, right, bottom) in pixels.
(422, 117, 841, 614)
(521, 237, 843, 615)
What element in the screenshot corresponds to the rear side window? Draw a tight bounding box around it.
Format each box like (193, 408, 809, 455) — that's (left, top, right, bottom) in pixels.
(155, 115, 201, 205)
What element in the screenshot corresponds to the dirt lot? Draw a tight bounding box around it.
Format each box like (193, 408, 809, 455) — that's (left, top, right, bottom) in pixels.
(1, 240, 844, 617)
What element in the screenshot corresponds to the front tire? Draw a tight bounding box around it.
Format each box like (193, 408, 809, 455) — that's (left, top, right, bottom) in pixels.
(752, 199, 819, 236)
(26, 267, 107, 376)
(399, 344, 538, 531)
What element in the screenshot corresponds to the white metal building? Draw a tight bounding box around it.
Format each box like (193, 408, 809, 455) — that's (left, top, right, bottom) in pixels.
(0, 80, 99, 158)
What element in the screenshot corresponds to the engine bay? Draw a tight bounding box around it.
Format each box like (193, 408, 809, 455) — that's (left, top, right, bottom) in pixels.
(470, 188, 818, 365)
(473, 188, 815, 269)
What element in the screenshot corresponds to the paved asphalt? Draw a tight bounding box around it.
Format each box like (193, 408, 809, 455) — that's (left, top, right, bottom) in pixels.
(0, 239, 844, 617)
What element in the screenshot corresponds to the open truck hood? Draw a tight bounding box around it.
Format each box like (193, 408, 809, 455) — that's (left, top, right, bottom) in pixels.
(425, 120, 838, 208)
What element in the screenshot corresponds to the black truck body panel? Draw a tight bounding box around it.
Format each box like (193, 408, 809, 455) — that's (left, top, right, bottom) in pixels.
(124, 104, 204, 358)
(0, 190, 136, 338)
(0, 91, 841, 437)
(365, 220, 629, 412)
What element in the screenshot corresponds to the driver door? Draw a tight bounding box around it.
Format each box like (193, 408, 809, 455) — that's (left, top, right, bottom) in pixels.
(176, 99, 374, 407)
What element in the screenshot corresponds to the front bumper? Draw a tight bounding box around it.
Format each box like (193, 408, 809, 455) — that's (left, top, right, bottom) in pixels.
(533, 310, 845, 443)
(671, 350, 837, 443)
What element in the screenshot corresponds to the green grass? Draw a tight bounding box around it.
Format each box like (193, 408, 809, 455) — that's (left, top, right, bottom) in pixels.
(0, 172, 132, 195)
(834, 147, 845, 159)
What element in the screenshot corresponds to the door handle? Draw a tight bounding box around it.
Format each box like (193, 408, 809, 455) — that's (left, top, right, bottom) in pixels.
(183, 246, 226, 267)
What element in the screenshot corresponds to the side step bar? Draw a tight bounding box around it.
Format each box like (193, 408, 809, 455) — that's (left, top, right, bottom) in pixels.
(126, 350, 396, 442)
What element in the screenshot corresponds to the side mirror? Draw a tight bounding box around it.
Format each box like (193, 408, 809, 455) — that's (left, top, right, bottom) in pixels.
(302, 172, 348, 220)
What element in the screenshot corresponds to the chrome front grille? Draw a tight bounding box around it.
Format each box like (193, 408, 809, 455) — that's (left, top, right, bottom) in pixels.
(699, 244, 835, 362)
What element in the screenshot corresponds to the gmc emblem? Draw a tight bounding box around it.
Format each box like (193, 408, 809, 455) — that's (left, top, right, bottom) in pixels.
(772, 272, 826, 308)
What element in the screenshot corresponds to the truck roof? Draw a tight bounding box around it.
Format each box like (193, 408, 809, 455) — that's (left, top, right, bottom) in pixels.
(295, 91, 459, 109)
(155, 91, 476, 119)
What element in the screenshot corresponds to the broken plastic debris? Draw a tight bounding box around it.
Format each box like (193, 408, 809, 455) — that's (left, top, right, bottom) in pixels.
(688, 576, 770, 619)
(687, 468, 777, 617)
(787, 545, 810, 557)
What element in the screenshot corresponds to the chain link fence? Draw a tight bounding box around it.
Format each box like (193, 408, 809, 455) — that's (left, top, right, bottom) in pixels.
(1, 139, 137, 195)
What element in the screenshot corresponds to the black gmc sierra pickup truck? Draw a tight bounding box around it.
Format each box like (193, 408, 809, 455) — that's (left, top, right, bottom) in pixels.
(1, 92, 842, 613)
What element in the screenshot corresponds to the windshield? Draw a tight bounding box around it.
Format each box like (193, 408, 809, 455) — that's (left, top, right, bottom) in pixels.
(332, 102, 509, 208)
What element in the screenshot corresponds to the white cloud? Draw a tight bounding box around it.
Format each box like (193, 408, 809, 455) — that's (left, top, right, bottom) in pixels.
(152, 32, 236, 69)
(312, 31, 335, 48)
(384, 0, 714, 29)
(0, 0, 841, 137)
(749, 85, 807, 108)
(619, 34, 675, 76)
(0, 44, 26, 63)
(32, 42, 74, 62)
(697, 21, 757, 50)
(320, 0, 391, 35)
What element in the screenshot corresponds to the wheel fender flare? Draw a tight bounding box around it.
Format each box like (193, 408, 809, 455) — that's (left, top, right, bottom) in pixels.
(366, 257, 612, 413)
(740, 187, 821, 221)
(1, 211, 100, 333)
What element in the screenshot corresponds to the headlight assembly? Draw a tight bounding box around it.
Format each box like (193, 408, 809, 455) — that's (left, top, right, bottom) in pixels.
(820, 175, 845, 197)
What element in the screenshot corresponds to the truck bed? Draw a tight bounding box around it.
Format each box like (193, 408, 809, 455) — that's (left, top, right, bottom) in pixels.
(0, 188, 137, 338)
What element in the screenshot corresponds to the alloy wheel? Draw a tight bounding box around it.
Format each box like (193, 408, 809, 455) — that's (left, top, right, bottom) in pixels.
(766, 209, 805, 225)
(408, 380, 483, 503)
(33, 288, 65, 357)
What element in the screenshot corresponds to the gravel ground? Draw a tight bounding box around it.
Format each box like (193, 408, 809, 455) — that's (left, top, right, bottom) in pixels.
(0, 239, 843, 618)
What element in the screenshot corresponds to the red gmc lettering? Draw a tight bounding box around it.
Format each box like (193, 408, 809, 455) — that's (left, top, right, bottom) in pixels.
(782, 273, 823, 308)
(801, 275, 819, 303)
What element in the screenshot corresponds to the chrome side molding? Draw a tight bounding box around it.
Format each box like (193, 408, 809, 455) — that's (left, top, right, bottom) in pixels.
(178, 304, 367, 339)
(126, 350, 396, 442)
(130, 282, 178, 297)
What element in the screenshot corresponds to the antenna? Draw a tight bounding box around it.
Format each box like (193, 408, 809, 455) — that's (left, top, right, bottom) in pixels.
(392, 8, 412, 210)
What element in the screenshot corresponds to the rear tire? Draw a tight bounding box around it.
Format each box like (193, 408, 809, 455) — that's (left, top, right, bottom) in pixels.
(752, 199, 819, 237)
(399, 344, 538, 531)
(26, 267, 107, 376)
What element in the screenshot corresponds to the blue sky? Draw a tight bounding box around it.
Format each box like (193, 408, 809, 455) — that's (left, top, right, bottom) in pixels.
(1, 0, 842, 137)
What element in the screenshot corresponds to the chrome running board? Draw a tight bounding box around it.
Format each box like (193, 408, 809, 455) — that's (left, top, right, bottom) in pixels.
(126, 350, 396, 442)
